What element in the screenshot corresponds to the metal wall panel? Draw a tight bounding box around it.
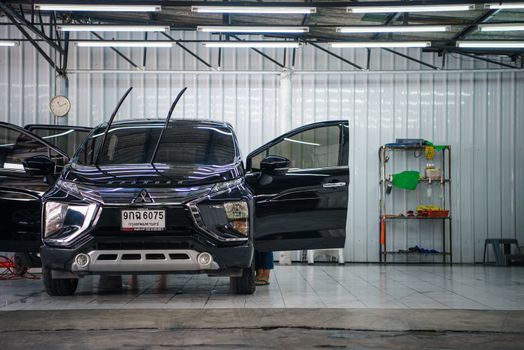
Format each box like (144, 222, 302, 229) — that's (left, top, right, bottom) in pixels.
(0, 23, 523, 262)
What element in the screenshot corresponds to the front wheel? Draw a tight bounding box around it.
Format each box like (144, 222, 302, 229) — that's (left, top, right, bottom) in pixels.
(230, 264, 256, 295)
(43, 267, 78, 296)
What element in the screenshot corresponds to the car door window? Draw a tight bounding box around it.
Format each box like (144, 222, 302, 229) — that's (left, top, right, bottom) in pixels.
(251, 125, 341, 170)
(0, 126, 62, 171)
(26, 127, 90, 157)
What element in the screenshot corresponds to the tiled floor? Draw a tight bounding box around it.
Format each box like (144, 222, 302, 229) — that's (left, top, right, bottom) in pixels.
(1, 264, 524, 310)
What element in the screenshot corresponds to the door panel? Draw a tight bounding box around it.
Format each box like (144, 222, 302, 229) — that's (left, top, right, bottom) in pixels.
(0, 123, 67, 253)
(247, 121, 349, 252)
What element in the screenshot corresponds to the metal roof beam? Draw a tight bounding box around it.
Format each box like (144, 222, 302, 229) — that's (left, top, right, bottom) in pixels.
(383, 48, 439, 70)
(161, 32, 214, 69)
(90, 31, 141, 69)
(450, 9, 499, 42)
(0, 1, 65, 54)
(306, 40, 364, 70)
(0, 3, 60, 72)
(229, 34, 285, 68)
(452, 51, 519, 68)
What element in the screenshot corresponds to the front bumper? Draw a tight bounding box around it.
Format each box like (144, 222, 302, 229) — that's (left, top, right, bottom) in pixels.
(72, 249, 220, 272)
(41, 238, 253, 275)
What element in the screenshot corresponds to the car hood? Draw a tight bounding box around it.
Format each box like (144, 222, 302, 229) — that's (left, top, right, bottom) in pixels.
(64, 163, 243, 186)
(55, 163, 244, 205)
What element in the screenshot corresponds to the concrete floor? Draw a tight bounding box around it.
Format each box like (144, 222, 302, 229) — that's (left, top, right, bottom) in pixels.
(1, 308, 524, 349)
(1, 264, 524, 349)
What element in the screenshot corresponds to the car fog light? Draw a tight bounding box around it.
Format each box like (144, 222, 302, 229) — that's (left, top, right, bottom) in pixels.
(75, 253, 90, 268)
(197, 252, 213, 266)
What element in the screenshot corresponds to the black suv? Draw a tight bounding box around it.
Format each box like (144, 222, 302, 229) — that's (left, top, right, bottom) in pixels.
(1, 116, 349, 295)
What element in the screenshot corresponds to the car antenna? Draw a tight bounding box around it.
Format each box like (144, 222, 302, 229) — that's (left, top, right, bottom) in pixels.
(93, 87, 133, 166)
(149, 87, 188, 166)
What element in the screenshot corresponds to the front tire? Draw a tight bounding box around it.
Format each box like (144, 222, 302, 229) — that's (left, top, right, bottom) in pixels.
(43, 267, 78, 296)
(230, 264, 256, 295)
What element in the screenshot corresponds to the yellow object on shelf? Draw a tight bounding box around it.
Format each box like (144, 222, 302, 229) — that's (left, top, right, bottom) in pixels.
(416, 204, 441, 212)
(425, 145, 434, 160)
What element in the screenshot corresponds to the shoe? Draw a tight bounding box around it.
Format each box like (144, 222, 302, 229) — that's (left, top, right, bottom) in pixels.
(255, 279, 270, 286)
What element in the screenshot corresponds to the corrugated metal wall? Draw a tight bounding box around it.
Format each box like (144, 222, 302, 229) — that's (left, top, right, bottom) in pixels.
(1, 24, 523, 263)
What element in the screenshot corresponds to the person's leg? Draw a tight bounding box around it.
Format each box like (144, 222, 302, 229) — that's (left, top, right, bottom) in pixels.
(254, 250, 263, 279)
(256, 251, 274, 285)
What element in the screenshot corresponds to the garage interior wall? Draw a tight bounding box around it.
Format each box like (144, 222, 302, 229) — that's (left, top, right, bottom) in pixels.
(1, 25, 523, 263)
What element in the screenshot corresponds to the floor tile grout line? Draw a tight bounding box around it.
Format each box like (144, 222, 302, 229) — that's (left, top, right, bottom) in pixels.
(389, 266, 499, 309)
(318, 265, 367, 307)
(343, 267, 412, 308)
(125, 276, 162, 305)
(164, 275, 194, 304)
(202, 279, 220, 309)
(294, 266, 329, 308)
(272, 265, 287, 308)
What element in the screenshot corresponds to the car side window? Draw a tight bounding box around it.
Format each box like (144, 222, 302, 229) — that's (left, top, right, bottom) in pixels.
(251, 125, 341, 170)
(0, 126, 58, 171)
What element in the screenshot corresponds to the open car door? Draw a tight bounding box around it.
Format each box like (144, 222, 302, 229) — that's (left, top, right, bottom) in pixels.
(246, 120, 349, 252)
(0, 122, 70, 255)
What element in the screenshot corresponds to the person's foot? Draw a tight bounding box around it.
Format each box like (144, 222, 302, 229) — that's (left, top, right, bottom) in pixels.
(255, 269, 270, 286)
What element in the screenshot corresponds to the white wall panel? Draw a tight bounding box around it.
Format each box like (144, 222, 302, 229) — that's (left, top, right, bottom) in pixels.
(0, 22, 523, 263)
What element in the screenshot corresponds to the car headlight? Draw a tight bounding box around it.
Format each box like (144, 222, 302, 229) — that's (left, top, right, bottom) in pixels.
(211, 178, 243, 193)
(223, 201, 249, 236)
(44, 202, 68, 237)
(44, 201, 99, 242)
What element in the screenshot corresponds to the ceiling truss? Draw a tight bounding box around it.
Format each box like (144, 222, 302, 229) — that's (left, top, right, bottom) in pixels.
(0, 0, 523, 74)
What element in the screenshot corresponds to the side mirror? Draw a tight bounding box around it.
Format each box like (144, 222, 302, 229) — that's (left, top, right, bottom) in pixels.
(22, 155, 55, 176)
(260, 155, 291, 176)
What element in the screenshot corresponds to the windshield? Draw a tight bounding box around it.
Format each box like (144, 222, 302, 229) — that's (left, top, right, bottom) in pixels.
(76, 122, 238, 167)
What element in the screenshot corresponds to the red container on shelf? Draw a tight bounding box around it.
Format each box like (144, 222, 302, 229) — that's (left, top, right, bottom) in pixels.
(427, 210, 449, 218)
(416, 210, 449, 218)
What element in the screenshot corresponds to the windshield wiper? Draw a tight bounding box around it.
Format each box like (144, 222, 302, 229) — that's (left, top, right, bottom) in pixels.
(93, 87, 133, 166)
(149, 86, 188, 166)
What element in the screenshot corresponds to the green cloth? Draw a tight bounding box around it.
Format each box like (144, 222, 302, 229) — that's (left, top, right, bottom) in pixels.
(424, 141, 445, 151)
(392, 170, 420, 190)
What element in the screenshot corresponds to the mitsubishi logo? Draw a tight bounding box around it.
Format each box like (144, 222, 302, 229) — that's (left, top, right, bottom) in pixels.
(132, 189, 154, 204)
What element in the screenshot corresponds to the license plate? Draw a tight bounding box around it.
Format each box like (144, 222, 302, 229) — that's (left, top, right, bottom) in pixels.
(121, 210, 166, 232)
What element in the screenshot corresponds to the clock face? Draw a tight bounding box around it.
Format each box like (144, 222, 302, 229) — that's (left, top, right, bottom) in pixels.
(49, 95, 71, 117)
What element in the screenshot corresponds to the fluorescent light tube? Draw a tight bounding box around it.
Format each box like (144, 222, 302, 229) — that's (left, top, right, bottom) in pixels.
(202, 42, 303, 48)
(34, 4, 161, 12)
(347, 5, 474, 13)
(192, 6, 316, 14)
(485, 3, 524, 9)
(330, 41, 431, 48)
(197, 26, 309, 33)
(478, 24, 524, 32)
(75, 41, 173, 48)
(456, 41, 524, 48)
(0, 40, 19, 47)
(58, 25, 169, 32)
(337, 25, 450, 33)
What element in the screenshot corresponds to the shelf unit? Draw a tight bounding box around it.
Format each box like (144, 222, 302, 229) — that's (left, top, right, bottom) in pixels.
(379, 144, 452, 264)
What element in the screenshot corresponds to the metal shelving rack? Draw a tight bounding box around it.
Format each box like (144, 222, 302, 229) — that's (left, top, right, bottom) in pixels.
(379, 145, 452, 265)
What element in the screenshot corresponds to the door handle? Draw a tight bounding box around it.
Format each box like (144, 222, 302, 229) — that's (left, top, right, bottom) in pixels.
(322, 182, 347, 188)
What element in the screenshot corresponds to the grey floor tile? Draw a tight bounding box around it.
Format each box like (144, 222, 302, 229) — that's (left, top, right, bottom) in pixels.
(2, 264, 524, 310)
